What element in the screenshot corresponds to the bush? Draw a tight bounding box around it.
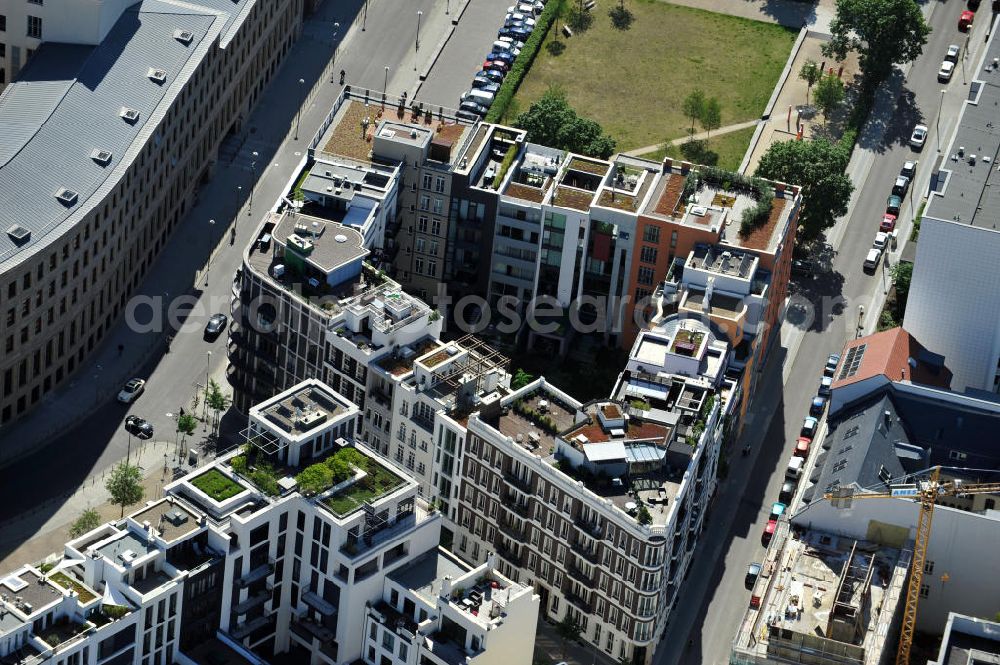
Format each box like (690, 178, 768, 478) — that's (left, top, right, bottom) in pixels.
(230, 455, 248, 475)
(249, 463, 280, 496)
(609, 5, 634, 29)
(325, 456, 353, 484)
(296, 464, 334, 496)
(566, 6, 593, 31)
(485, 0, 568, 123)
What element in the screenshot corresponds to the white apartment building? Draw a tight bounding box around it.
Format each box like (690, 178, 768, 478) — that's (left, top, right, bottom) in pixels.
(0, 379, 536, 665)
(903, 25, 1000, 393)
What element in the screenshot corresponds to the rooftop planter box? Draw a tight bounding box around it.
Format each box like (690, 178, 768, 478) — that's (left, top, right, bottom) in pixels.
(187, 466, 255, 511)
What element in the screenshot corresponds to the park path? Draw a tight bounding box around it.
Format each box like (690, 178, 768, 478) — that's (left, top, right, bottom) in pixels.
(657, 0, 836, 31)
(623, 118, 760, 157)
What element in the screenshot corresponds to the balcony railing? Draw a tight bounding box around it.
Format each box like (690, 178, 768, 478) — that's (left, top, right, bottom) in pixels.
(236, 561, 274, 588)
(503, 471, 533, 495)
(564, 590, 591, 614)
(233, 591, 269, 614)
(571, 540, 600, 564)
(302, 590, 337, 616)
(575, 517, 602, 539)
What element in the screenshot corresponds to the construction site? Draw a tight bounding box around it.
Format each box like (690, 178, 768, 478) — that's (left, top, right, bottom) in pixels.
(730, 521, 910, 665)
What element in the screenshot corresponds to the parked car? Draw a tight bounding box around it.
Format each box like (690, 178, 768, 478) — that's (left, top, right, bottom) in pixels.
(456, 109, 482, 122)
(880, 213, 897, 232)
(791, 258, 815, 277)
(499, 26, 532, 40)
(900, 160, 918, 179)
(504, 10, 537, 26)
(818, 375, 833, 396)
(497, 36, 526, 50)
(886, 194, 902, 215)
(770, 502, 787, 520)
(864, 247, 883, 271)
(801, 416, 818, 438)
(810, 395, 828, 416)
(476, 69, 505, 84)
(472, 75, 495, 89)
(824, 353, 841, 377)
(125, 415, 154, 439)
(779, 481, 796, 504)
(471, 81, 500, 95)
(795, 436, 812, 458)
(459, 100, 489, 117)
(746, 562, 762, 589)
(909, 124, 928, 149)
(204, 313, 228, 339)
(945, 44, 961, 63)
(958, 9, 974, 30)
(873, 231, 889, 251)
(483, 59, 510, 73)
(117, 378, 146, 403)
(786, 456, 804, 480)
(491, 39, 521, 56)
(892, 175, 910, 196)
(762, 519, 778, 544)
(485, 51, 515, 65)
(939, 60, 956, 81)
(968, 0, 980, 8)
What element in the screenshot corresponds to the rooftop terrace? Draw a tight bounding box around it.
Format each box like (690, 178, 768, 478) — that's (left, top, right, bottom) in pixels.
(130, 499, 201, 542)
(0, 570, 61, 614)
(374, 338, 442, 377)
(492, 391, 578, 458)
(257, 382, 352, 436)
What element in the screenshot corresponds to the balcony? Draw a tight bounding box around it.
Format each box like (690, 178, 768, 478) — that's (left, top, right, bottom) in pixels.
(564, 590, 592, 614)
(302, 590, 337, 616)
(500, 515, 527, 541)
(574, 517, 602, 539)
(503, 471, 533, 495)
(411, 413, 434, 434)
(494, 539, 524, 567)
(339, 511, 417, 559)
(505, 496, 531, 519)
(567, 564, 594, 586)
(237, 560, 274, 588)
(230, 615, 271, 640)
(370, 389, 391, 409)
(571, 540, 600, 564)
(291, 617, 335, 643)
(233, 591, 269, 614)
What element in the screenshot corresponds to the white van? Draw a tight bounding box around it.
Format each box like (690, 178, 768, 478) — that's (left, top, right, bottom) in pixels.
(785, 456, 804, 480)
(463, 89, 495, 108)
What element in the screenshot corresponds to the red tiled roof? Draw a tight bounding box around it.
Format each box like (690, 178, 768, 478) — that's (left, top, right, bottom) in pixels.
(834, 327, 952, 389)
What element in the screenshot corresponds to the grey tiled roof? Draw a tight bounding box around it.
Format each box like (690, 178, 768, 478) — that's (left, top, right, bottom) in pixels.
(0, 0, 256, 270)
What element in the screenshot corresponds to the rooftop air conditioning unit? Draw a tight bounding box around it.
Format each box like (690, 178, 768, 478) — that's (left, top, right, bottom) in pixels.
(173, 29, 194, 45)
(120, 107, 140, 123)
(91, 149, 113, 165)
(55, 188, 79, 206)
(148, 68, 167, 84)
(689, 206, 707, 217)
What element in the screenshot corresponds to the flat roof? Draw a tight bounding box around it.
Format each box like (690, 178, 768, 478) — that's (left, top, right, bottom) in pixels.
(257, 381, 353, 436)
(926, 28, 1000, 231)
(0, 0, 232, 270)
(95, 529, 156, 563)
(130, 499, 201, 542)
(1, 570, 61, 613)
(271, 211, 369, 274)
(389, 548, 469, 604)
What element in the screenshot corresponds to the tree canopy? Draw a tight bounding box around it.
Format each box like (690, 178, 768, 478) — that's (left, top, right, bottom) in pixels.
(515, 88, 616, 159)
(682, 89, 706, 135)
(69, 508, 101, 538)
(106, 463, 144, 518)
(823, 0, 930, 83)
(799, 60, 821, 104)
(813, 74, 845, 124)
(756, 138, 854, 241)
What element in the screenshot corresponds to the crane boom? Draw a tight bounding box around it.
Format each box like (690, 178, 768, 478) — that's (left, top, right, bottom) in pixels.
(824, 466, 1000, 665)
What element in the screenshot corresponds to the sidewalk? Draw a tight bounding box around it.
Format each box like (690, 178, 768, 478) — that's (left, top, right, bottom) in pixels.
(622, 119, 760, 157)
(662, 0, 836, 31)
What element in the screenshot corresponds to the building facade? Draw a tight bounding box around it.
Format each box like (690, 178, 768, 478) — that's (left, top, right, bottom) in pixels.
(0, 0, 304, 431)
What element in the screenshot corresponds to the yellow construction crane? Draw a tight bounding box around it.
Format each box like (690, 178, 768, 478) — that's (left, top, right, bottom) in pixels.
(825, 466, 1000, 665)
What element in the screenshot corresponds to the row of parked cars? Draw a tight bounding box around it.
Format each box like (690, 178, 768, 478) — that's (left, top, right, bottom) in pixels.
(456, 1, 548, 121)
(865, 161, 915, 271)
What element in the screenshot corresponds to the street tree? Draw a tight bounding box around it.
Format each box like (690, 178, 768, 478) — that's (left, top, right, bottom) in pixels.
(891, 261, 913, 308)
(205, 379, 232, 435)
(682, 89, 706, 137)
(176, 412, 197, 457)
(823, 0, 930, 83)
(555, 615, 583, 658)
(700, 97, 722, 138)
(798, 60, 822, 104)
(106, 463, 144, 518)
(813, 74, 845, 125)
(756, 137, 854, 241)
(69, 508, 101, 538)
(514, 87, 616, 158)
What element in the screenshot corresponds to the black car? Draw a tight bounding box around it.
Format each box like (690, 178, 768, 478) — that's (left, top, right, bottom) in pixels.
(125, 415, 154, 439)
(476, 69, 505, 84)
(791, 258, 814, 277)
(486, 51, 515, 65)
(778, 480, 796, 504)
(499, 26, 532, 40)
(459, 100, 489, 117)
(745, 562, 762, 589)
(204, 313, 228, 339)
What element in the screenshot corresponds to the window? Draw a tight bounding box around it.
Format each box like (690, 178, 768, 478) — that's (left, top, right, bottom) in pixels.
(414, 257, 424, 274)
(422, 174, 432, 189)
(427, 260, 437, 278)
(435, 177, 445, 193)
(637, 266, 654, 285)
(432, 198, 443, 214)
(431, 220, 441, 236)
(28, 0, 43, 5)
(670, 230, 678, 248)
(0, 15, 6, 31)
(642, 225, 660, 243)
(639, 246, 658, 264)
(27, 15, 41, 39)
(923, 561, 934, 574)
(919, 583, 929, 598)
(415, 238, 426, 253)
(419, 196, 430, 211)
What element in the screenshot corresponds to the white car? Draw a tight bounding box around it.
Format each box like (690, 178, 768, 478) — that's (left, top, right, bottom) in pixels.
(873, 231, 888, 251)
(938, 60, 955, 81)
(504, 12, 537, 27)
(864, 248, 882, 271)
(117, 378, 146, 403)
(909, 124, 928, 149)
(945, 44, 960, 63)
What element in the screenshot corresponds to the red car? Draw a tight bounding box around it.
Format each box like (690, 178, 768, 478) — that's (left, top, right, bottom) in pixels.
(880, 213, 897, 232)
(762, 519, 777, 544)
(959, 9, 974, 30)
(795, 437, 812, 458)
(483, 59, 510, 73)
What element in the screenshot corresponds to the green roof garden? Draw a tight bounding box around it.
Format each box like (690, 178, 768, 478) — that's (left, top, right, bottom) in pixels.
(322, 456, 406, 518)
(49, 571, 97, 603)
(191, 469, 245, 502)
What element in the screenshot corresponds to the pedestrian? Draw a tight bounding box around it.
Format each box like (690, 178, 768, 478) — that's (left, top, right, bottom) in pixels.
(117, 343, 124, 356)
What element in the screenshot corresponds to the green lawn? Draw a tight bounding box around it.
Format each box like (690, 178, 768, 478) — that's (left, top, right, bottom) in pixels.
(191, 469, 244, 502)
(512, 0, 796, 150)
(637, 126, 758, 171)
(323, 464, 405, 517)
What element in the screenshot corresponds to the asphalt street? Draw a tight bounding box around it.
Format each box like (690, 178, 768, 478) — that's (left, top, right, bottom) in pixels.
(652, 5, 996, 665)
(0, 0, 461, 525)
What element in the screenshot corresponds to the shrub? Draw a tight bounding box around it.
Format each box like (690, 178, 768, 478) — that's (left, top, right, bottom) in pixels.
(636, 504, 652, 525)
(609, 5, 634, 29)
(249, 463, 280, 496)
(325, 456, 353, 484)
(485, 0, 568, 123)
(230, 455, 248, 475)
(296, 464, 334, 496)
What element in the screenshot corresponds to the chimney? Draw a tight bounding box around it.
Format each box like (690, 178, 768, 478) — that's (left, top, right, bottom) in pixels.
(440, 576, 453, 598)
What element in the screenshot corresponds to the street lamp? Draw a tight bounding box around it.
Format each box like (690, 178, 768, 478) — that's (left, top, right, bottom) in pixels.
(248, 151, 259, 216)
(936, 89, 945, 153)
(236, 185, 242, 212)
(446, 0, 450, 14)
(363, 0, 369, 31)
(383, 66, 390, 107)
(330, 22, 341, 83)
(295, 78, 305, 140)
(856, 304, 865, 339)
(416, 10, 423, 54)
(203, 351, 212, 432)
(205, 219, 216, 286)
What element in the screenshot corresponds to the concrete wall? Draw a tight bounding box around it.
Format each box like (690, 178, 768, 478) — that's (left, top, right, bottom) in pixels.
(792, 498, 1000, 631)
